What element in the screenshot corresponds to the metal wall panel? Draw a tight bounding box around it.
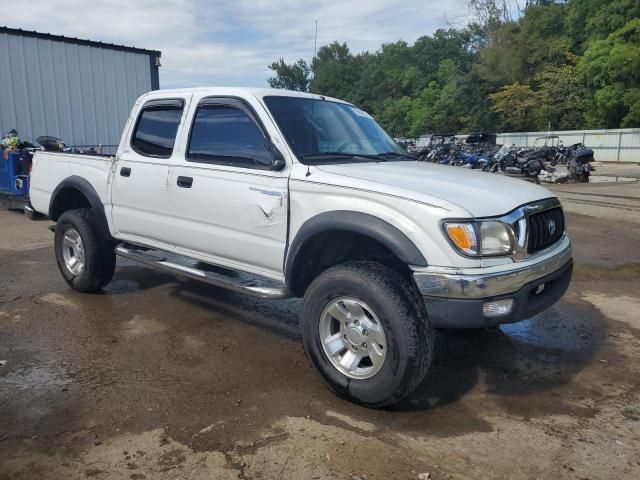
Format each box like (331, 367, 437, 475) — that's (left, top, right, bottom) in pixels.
(496, 129, 640, 163)
(0, 31, 156, 151)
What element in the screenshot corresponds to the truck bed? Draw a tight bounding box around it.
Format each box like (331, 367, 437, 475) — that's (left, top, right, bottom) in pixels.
(29, 151, 114, 217)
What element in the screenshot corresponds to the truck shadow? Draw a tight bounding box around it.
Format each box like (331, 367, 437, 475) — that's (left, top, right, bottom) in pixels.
(102, 265, 183, 295)
(110, 267, 607, 418)
(393, 299, 608, 416)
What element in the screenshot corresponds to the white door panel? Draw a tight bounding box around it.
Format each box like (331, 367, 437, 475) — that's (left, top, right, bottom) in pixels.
(110, 159, 171, 242)
(110, 95, 191, 246)
(168, 165, 288, 276)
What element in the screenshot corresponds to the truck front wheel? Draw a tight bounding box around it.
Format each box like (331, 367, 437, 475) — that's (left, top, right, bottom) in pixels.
(300, 261, 434, 408)
(54, 208, 116, 292)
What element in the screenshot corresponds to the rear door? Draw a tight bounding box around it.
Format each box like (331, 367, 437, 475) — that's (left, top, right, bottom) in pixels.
(166, 96, 290, 279)
(110, 96, 190, 249)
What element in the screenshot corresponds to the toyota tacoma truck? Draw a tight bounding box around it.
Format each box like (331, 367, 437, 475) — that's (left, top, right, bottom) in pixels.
(29, 88, 573, 408)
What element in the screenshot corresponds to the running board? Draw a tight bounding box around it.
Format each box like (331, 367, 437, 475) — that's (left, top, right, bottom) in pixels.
(115, 245, 292, 300)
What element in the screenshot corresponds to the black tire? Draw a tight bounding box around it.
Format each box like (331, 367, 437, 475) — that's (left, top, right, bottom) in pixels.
(300, 261, 434, 408)
(54, 208, 116, 292)
(525, 163, 542, 177)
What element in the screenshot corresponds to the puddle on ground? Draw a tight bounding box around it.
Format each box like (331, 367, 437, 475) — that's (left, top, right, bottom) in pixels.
(499, 316, 584, 351)
(0, 364, 71, 391)
(588, 175, 638, 183)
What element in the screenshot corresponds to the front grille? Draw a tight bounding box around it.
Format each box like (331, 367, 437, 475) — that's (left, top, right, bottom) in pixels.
(527, 207, 565, 253)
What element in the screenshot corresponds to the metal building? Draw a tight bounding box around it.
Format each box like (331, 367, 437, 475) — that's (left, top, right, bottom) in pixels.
(0, 26, 161, 152)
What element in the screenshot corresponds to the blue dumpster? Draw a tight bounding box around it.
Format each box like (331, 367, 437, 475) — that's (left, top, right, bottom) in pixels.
(0, 147, 31, 210)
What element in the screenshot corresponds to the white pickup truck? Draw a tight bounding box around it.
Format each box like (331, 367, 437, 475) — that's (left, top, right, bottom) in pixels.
(29, 88, 573, 407)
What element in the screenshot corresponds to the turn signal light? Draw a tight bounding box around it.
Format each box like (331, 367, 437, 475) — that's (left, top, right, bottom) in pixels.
(445, 223, 478, 255)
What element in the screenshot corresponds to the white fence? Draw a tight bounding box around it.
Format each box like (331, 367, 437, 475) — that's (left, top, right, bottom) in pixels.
(495, 128, 640, 163)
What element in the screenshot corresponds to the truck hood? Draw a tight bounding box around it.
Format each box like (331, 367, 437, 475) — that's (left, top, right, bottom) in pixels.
(315, 161, 554, 217)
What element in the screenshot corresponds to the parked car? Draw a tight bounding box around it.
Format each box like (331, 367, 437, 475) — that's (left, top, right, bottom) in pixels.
(29, 88, 573, 408)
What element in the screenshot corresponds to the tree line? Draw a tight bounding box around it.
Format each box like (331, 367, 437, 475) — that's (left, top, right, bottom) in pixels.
(267, 0, 640, 136)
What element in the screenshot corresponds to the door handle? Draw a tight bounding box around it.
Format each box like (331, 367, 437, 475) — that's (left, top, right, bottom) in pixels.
(120, 167, 131, 177)
(177, 176, 193, 188)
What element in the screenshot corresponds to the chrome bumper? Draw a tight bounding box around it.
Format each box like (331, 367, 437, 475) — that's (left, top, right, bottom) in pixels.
(413, 241, 573, 299)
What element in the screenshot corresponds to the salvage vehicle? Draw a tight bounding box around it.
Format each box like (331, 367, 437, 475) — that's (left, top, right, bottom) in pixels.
(496, 145, 547, 177)
(564, 143, 596, 182)
(416, 134, 456, 161)
(29, 88, 573, 408)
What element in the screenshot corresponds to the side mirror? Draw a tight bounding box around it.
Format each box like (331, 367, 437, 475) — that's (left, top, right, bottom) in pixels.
(268, 141, 286, 171)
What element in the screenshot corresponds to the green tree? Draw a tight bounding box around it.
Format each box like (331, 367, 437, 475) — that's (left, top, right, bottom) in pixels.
(310, 42, 361, 101)
(581, 19, 640, 127)
(585, 0, 640, 41)
(407, 81, 441, 135)
(378, 96, 414, 136)
(267, 58, 311, 92)
(532, 55, 592, 130)
(489, 82, 537, 131)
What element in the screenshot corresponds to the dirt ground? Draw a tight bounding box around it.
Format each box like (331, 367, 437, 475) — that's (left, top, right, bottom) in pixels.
(1, 179, 640, 479)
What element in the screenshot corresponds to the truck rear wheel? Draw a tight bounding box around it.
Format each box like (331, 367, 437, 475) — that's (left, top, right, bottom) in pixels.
(300, 261, 433, 408)
(54, 208, 116, 292)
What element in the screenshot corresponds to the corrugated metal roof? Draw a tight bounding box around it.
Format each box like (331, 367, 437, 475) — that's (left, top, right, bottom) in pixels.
(0, 28, 160, 150)
(0, 26, 161, 57)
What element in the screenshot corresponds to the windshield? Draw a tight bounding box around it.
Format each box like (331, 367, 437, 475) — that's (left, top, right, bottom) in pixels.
(494, 144, 511, 160)
(263, 96, 408, 164)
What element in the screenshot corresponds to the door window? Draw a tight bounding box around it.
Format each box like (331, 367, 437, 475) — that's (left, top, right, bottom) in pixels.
(131, 103, 183, 158)
(187, 105, 272, 167)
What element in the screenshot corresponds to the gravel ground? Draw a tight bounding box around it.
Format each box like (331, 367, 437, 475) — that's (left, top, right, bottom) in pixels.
(1, 182, 639, 479)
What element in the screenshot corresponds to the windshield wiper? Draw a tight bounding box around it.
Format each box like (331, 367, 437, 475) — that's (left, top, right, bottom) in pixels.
(299, 151, 416, 164)
(300, 152, 385, 161)
(374, 151, 417, 160)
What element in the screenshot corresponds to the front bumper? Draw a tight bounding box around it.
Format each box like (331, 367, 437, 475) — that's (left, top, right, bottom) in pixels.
(413, 240, 573, 328)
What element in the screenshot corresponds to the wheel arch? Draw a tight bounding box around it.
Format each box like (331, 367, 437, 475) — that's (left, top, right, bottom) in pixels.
(49, 176, 110, 237)
(284, 211, 427, 296)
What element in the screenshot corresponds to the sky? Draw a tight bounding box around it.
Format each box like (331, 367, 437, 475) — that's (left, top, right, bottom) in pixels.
(6, 0, 474, 88)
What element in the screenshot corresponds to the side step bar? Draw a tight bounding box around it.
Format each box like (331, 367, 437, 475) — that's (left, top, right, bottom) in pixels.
(115, 245, 292, 300)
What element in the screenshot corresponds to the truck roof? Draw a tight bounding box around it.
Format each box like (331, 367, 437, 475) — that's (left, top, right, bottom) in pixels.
(139, 87, 350, 105)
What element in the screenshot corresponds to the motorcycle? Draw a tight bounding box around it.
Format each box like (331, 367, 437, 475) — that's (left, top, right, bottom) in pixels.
(466, 145, 501, 170)
(417, 134, 457, 162)
(565, 143, 595, 182)
(484, 145, 512, 172)
(493, 144, 546, 177)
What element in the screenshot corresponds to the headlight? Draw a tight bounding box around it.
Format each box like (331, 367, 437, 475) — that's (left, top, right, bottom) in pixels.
(443, 221, 514, 257)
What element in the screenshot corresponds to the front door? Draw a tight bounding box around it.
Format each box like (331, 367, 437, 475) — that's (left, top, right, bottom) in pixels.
(167, 97, 290, 279)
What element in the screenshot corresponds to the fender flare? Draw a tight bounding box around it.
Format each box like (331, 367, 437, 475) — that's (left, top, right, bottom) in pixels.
(284, 210, 427, 288)
(49, 176, 108, 227)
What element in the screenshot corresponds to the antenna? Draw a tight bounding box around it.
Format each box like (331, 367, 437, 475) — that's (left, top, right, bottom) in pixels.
(314, 20, 318, 60)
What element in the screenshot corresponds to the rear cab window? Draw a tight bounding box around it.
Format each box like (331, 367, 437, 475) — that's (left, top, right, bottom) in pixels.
(131, 99, 184, 158)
